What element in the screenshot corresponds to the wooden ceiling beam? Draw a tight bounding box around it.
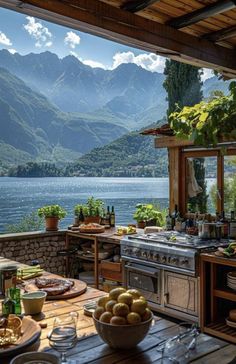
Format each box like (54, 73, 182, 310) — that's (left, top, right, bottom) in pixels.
(204, 25, 236, 42)
(167, 0, 236, 29)
(1, 0, 236, 77)
(121, 0, 159, 13)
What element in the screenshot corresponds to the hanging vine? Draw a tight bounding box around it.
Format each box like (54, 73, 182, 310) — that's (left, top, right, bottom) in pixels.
(169, 81, 236, 147)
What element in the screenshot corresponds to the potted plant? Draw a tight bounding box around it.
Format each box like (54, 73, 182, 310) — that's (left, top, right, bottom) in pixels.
(74, 197, 104, 224)
(37, 204, 67, 231)
(133, 204, 165, 228)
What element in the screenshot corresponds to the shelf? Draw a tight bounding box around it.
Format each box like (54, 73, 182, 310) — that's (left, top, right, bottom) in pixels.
(214, 288, 236, 302)
(77, 254, 95, 262)
(204, 321, 236, 344)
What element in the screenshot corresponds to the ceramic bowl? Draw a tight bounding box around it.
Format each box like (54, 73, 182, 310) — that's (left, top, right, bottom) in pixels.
(93, 314, 153, 349)
(22, 291, 47, 315)
(10, 352, 60, 364)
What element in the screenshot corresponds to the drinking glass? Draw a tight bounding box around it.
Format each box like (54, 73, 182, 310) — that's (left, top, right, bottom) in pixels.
(178, 322, 199, 358)
(48, 312, 78, 364)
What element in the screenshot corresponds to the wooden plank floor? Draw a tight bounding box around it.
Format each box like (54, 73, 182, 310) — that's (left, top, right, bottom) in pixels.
(0, 258, 236, 363)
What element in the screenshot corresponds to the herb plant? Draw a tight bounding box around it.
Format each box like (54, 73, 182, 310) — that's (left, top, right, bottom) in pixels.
(133, 204, 164, 226)
(74, 197, 104, 217)
(37, 205, 67, 219)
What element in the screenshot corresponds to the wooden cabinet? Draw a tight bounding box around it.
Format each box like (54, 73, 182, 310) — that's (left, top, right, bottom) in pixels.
(164, 271, 198, 316)
(200, 252, 236, 344)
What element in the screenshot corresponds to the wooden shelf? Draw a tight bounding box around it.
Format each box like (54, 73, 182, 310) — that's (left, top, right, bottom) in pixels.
(204, 321, 236, 344)
(214, 288, 236, 302)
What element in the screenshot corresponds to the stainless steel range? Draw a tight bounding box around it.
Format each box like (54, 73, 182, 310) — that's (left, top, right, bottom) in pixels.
(121, 231, 227, 322)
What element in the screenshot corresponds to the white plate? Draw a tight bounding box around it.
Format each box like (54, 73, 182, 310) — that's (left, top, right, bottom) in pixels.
(226, 317, 236, 329)
(227, 272, 236, 278)
(227, 284, 236, 290)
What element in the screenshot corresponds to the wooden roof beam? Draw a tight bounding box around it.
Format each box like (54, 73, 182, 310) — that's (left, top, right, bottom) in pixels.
(167, 0, 236, 29)
(121, 0, 159, 13)
(1, 0, 236, 77)
(204, 25, 236, 42)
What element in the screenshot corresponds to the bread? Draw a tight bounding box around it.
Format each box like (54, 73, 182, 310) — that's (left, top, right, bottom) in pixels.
(229, 309, 236, 322)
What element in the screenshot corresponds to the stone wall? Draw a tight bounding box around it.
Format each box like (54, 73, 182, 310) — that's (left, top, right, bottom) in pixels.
(0, 231, 67, 276)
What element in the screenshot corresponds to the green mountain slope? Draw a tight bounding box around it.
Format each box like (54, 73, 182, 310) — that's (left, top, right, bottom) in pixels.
(66, 121, 168, 177)
(0, 67, 128, 168)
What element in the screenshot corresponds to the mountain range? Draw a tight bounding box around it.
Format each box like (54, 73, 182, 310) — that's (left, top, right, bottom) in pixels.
(0, 50, 230, 175)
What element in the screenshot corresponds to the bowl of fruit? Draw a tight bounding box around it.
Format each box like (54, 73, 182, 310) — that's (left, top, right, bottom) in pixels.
(93, 288, 153, 349)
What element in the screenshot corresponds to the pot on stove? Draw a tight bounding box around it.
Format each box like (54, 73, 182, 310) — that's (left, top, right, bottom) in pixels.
(198, 222, 222, 240)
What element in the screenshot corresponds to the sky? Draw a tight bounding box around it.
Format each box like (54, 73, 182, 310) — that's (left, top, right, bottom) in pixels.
(0, 7, 213, 80)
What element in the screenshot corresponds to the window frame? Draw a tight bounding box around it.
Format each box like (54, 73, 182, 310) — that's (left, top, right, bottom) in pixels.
(179, 147, 236, 215)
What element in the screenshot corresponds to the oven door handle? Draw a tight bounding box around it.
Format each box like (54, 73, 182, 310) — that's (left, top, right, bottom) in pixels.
(124, 264, 158, 277)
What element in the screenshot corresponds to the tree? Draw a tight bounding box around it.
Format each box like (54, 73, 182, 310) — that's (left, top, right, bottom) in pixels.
(163, 60, 207, 212)
(163, 60, 203, 116)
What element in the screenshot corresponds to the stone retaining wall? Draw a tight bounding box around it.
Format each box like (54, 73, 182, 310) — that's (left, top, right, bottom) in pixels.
(0, 231, 67, 276)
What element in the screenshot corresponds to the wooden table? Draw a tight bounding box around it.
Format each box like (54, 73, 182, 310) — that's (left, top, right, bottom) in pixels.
(1, 257, 236, 364)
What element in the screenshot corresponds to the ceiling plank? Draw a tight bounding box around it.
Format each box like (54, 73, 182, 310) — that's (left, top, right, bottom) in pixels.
(204, 24, 236, 41)
(121, 0, 159, 13)
(167, 0, 236, 29)
(1, 0, 236, 77)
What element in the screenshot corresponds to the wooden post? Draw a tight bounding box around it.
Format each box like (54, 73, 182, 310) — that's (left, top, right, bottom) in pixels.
(168, 147, 181, 213)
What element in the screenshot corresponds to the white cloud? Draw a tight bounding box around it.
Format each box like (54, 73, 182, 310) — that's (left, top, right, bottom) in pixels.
(8, 48, 17, 54)
(0, 31, 12, 46)
(111, 51, 166, 72)
(64, 31, 80, 49)
(23, 16, 52, 48)
(201, 68, 214, 81)
(70, 51, 106, 69)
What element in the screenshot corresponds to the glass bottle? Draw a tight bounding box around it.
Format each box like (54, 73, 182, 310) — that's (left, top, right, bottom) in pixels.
(106, 206, 111, 226)
(110, 206, 115, 227)
(166, 210, 172, 231)
(78, 208, 84, 225)
(2, 289, 15, 316)
(220, 211, 228, 239)
(9, 287, 21, 315)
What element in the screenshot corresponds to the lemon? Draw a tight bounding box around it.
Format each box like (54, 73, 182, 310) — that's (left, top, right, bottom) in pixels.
(113, 303, 129, 317)
(127, 312, 141, 324)
(110, 316, 127, 325)
(99, 311, 113, 323)
(131, 299, 147, 315)
(109, 287, 126, 300)
(117, 293, 133, 306)
(126, 289, 141, 299)
(97, 296, 109, 308)
(94, 306, 105, 319)
(105, 300, 117, 312)
(142, 308, 152, 321)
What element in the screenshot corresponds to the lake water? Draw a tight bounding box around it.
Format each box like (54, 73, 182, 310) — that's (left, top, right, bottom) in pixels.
(0, 177, 169, 232)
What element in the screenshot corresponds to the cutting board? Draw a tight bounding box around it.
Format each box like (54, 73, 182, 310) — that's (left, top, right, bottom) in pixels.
(24, 278, 87, 300)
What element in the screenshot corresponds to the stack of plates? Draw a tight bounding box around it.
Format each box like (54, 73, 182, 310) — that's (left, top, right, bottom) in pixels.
(227, 272, 236, 290)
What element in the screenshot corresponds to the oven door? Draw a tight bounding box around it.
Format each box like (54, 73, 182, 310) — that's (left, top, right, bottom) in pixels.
(124, 261, 161, 304)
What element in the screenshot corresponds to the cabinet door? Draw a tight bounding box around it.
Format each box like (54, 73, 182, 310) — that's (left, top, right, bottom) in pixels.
(164, 271, 198, 316)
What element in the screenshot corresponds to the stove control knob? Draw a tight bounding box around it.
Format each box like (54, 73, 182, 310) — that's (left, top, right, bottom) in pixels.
(181, 258, 189, 265)
(123, 247, 130, 254)
(160, 256, 166, 263)
(170, 257, 178, 265)
(141, 251, 147, 258)
(153, 253, 159, 261)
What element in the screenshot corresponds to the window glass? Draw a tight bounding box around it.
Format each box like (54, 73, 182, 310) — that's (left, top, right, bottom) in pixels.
(186, 157, 217, 213)
(224, 155, 236, 216)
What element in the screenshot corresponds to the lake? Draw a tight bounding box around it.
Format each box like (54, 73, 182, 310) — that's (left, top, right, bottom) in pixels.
(0, 177, 170, 232)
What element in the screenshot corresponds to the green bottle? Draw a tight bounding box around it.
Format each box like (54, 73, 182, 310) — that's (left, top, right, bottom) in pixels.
(2, 289, 15, 316)
(9, 287, 21, 315)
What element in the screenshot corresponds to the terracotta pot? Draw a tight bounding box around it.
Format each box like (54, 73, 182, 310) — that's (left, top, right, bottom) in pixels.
(84, 216, 101, 224)
(146, 219, 156, 227)
(45, 217, 59, 231)
(137, 221, 146, 229)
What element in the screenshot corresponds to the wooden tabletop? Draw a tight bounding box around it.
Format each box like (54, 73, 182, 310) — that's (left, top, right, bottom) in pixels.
(1, 257, 236, 364)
